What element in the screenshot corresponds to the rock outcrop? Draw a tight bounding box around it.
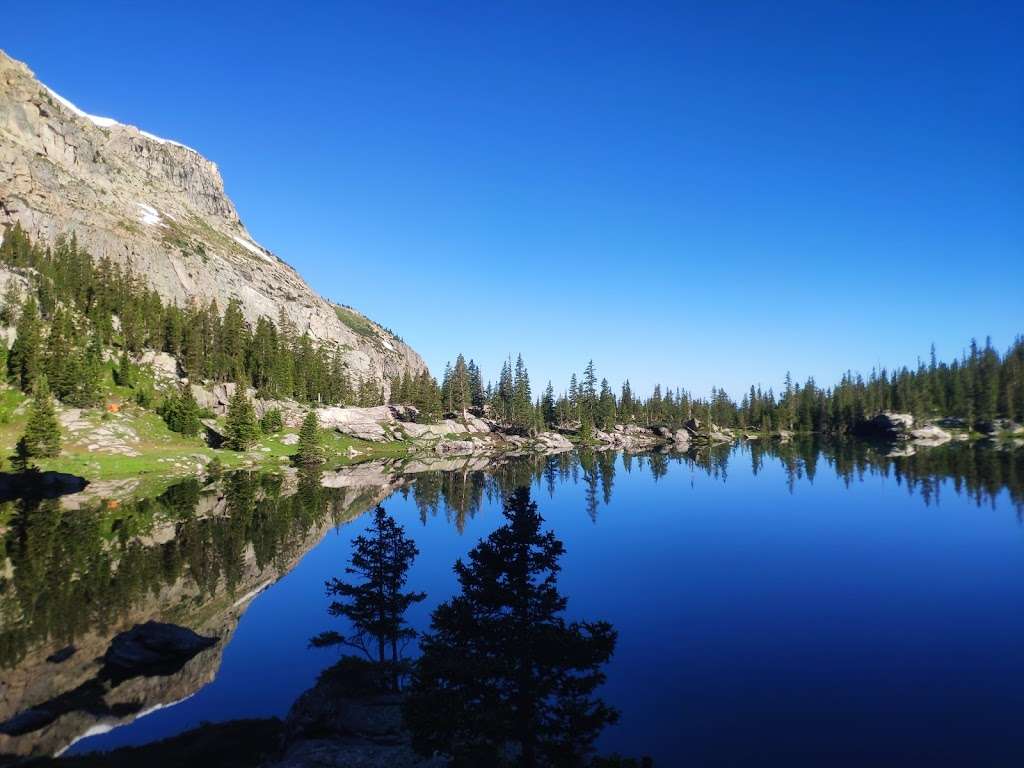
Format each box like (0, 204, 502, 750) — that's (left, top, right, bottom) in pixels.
(856, 412, 915, 439)
(269, 660, 446, 768)
(910, 425, 952, 447)
(0, 49, 426, 392)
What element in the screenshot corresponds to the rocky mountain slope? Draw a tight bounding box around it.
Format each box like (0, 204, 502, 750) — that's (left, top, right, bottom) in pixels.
(0, 49, 426, 390)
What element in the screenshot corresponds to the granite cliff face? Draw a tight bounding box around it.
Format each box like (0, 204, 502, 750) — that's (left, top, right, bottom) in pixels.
(0, 49, 426, 389)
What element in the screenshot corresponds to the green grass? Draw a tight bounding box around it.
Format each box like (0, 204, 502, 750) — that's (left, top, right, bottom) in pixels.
(17, 397, 413, 487)
(334, 305, 380, 339)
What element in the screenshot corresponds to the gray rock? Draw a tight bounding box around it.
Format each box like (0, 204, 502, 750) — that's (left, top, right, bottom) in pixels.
(536, 431, 573, 452)
(0, 50, 427, 396)
(435, 440, 479, 456)
(318, 406, 391, 442)
(910, 425, 952, 446)
(138, 350, 181, 382)
(671, 429, 690, 446)
(861, 412, 915, 438)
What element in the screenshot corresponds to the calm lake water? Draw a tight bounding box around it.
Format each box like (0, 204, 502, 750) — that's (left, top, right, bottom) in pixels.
(3, 439, 1024, 765)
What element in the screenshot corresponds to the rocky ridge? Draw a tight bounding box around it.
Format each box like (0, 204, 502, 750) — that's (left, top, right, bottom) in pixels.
(0, 50, 426, 392)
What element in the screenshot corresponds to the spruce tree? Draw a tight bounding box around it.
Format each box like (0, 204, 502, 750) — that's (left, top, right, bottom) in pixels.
(541, 381, 557, 427)
(223, 386, 259, 450)
(311, 505, 425, 689)
(597, 378, 617, 429)
(0, 279, 20, 326)
(260, 407, 283, 433)
(161, 384, 202, 436)
(414, 372, 443, 423)
(293, 409, 325, 465)
(8, 296, 41, 393)
(18, 376, 61, 463)
(404, 489, 617, 766)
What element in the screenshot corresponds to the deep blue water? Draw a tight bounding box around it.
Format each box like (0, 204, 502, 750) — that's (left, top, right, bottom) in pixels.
(48, 443, 1024, 764)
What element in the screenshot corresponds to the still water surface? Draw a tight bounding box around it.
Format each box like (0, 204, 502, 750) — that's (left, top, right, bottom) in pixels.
(3, 440, 1024, 765)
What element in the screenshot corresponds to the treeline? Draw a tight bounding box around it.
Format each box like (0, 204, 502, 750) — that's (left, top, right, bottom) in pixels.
(423, 339, 1024, 434)
(4, 224, 1021, 436)
(0, 224, 388, 407)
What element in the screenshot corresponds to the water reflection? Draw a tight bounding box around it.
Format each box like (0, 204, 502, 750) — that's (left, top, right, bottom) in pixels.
(0, 439, 1021, 758)
(0, 467, 400, 757)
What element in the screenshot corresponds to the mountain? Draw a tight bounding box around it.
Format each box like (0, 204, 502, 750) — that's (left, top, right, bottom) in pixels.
(0, 50, 426, 389)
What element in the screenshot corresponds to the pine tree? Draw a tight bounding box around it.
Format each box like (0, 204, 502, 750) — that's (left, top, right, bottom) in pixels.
(8, 296, 41, 393)
(413, 372, 443, 423)
(160, 384, 202, 436)
(404, 489, 617, 766)
(597, 378, 617, 429)
(260, 407, 284, 433)
(293, 409, 325, 465)
(541, 381, 557, 427)
(451, 354, 470, 416)
(467, 359, 485, 409)
(18, 376, 61, 463)
(581, 360, 598, 423)
(311, 505, 425, 689)
(224, 386, 259, 450)
(0, 279, 20, 326)
(511, 354, 532, 429)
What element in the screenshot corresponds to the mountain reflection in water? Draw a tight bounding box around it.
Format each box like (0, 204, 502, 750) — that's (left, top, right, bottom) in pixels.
(0, 439, 1021, 762)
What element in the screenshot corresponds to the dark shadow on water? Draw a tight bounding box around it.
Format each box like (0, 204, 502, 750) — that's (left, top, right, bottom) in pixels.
(0, 470, 87, 503)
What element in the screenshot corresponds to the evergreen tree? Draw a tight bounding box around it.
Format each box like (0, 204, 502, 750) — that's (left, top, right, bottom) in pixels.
(260, 407, 284, 433)
(467, 359, 485, 409)
(18, 376, 61, 463)
(160, 384, 202, 436)
(568, 373, 579, 421)
(404, 489, 618, 766)
(451, 354, 470, 416)
(8, 296, 41, 393)
(223, 386, 259, 450)
(413, 372, 443, 423)
(511, 354, 533, 429)
(0, 279, 20, 326)
(541, 381, 557, 427)
(597, 378, 617, 429)
(311, 505, 425, 689)
(293, 409, 325, 465)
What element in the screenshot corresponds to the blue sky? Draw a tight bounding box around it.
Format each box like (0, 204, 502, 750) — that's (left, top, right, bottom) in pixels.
(5, 1, 1021, 397)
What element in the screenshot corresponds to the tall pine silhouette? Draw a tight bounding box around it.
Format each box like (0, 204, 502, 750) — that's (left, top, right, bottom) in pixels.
(404, 488, 618, 767)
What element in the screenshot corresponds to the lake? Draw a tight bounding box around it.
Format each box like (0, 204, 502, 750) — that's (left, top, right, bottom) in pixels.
(2, 439, 1023, 765)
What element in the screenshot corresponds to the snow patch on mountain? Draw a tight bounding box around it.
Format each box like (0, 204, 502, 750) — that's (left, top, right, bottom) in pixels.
(42, 84, 196, 152)
(136, 202, 161, 226)
(232, 234, 273, 262)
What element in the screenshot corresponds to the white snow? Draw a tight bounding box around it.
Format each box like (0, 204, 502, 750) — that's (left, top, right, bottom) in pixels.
(56, 692, 198, 756)
(381, 339, 395, 352)
(136, 202, 161, 226)
(42, 83, 197, 152)
(233, 234, 273, 263)
(232, 579, 273, 608)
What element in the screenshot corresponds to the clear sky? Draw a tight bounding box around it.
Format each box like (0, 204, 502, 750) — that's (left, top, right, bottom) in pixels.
(5, 1, 1021, 398)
